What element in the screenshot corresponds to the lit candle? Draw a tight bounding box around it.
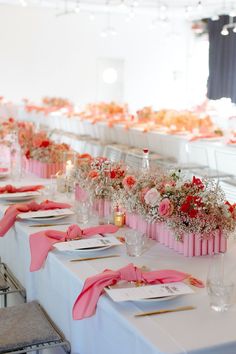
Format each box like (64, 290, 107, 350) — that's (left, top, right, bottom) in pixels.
(56, 172, 66, 193)
(114, 211, 125, 227)
(66, 160, 74, 177)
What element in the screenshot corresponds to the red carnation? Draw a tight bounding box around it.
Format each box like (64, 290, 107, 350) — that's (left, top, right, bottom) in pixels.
(110, 170, 117, 179)
(180, 195, 203, 218)
(25, 149, 31, 159)
(192, 176, 204, 190)
(188, 209, 198, 218)
(39, 140, 50, 148)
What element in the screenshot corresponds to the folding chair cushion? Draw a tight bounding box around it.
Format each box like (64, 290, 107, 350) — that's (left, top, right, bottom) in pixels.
(0, 301, 61, 353)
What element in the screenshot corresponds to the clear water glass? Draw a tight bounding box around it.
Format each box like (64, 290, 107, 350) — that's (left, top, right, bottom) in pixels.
(75, 199, 91, 225)
(206, 254, 235, 312)
(207, 280, 234, 312)
(125, 230, 144, 257)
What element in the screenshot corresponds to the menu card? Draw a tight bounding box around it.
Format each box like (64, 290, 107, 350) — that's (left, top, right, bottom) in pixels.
(18, 208, 74, 219)
(105, 282, 194, 302)
(54, 236, 123, 251)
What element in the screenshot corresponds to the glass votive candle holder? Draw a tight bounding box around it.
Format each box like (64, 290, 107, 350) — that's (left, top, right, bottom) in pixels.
(114, 211, 125, 227)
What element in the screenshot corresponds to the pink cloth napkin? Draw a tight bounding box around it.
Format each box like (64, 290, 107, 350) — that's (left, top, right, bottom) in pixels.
(72, 263, 190, 320)
(0, 184, 44, 194)
(30, 223, 119, 272)
(0, 168, 8, 173)
(0, 200, 71, 237)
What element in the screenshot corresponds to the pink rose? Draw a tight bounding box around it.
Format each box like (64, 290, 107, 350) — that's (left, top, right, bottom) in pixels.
(158, 198, 174, 217)
(144, 188, 160, 207)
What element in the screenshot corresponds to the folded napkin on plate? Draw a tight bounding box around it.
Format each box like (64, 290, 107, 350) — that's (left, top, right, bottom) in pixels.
(0, 184, 44, 194)
(0, 200, 71, 238)
(72, 263, 193, 320)
(0, 168, 8, 173)
(30, 223, 119, 272)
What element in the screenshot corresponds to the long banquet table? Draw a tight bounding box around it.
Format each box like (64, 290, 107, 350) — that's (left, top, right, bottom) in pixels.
(0, 176, 236, 354)
(16, 106, 236, 175)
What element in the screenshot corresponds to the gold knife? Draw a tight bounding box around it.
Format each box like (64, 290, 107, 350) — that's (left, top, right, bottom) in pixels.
(135, 305, 196, 317)
(70, 255, 120, 262)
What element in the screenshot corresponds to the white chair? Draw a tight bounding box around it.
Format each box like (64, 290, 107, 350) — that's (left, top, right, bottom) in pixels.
(215, 148, 236, 202)
(125, 148, 164, 171)
(177, 142, 231, 179)
(103, 144, 127, 162)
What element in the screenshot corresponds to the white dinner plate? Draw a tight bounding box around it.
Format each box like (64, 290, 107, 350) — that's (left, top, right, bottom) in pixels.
(105, 280, 193, 303)
(17, 208, 74, 222)
(133, 295, 180, 303)
(105, 284, 179, 303)
(26, 214, 71, 222)
(0, 191, 41, 202)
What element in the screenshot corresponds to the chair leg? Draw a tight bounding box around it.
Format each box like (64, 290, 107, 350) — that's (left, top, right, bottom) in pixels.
(3, 291, 7, 307)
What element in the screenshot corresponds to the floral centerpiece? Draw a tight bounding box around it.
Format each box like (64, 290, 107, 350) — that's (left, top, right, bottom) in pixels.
(76, 157, 127, 222)
(79, 102, 130, 126)
(0, 118, 34, 144)
(23, 132, 70, 178)
(76, 157, 126, 199)
(24, 96, 73, 115)
(116, 169, 235, 256)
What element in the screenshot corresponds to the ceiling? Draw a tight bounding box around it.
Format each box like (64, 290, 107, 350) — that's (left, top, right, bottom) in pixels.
(0, 0, 235, 20)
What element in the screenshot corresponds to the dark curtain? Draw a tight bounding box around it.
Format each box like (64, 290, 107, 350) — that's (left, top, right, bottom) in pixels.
(207, 15, 236, 103)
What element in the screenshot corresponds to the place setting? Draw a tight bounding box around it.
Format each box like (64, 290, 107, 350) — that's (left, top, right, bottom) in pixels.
(0, 167, 10, 179)
(0, 184, 45, 204)
(17, 207, 75, 223)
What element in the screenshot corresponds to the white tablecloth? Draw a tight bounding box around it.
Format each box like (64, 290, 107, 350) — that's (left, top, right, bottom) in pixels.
(0, 177, 236, 354)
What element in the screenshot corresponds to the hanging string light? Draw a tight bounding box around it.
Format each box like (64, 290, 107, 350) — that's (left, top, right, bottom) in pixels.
(74, 0, 81, 13)
(19, 0, 27, 7)
(196, 1, 203, 12)
(119, 0, 127, 11)
(185, 5, 193, 20)
(220, 16, 236, 36)
(159, 3, 168, 21)
(89, 12, 95, 21)
(211, 14, 220, 21)
(100, 12, 117, 38)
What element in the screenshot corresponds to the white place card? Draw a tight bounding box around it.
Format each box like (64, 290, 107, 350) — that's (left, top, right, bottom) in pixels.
(54, 236, 123, 251)
(18, 208, 74, 219)
(105, 282, 194, 302)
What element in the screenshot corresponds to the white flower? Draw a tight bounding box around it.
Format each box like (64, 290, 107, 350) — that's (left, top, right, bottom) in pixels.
(144, 188, 160, 207)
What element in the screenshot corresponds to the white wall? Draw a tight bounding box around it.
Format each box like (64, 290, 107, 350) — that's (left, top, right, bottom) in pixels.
(0, 4, 208, 111)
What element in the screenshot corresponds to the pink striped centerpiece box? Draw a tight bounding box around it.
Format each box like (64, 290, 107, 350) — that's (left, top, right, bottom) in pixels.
(125, 213, 227, 257)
